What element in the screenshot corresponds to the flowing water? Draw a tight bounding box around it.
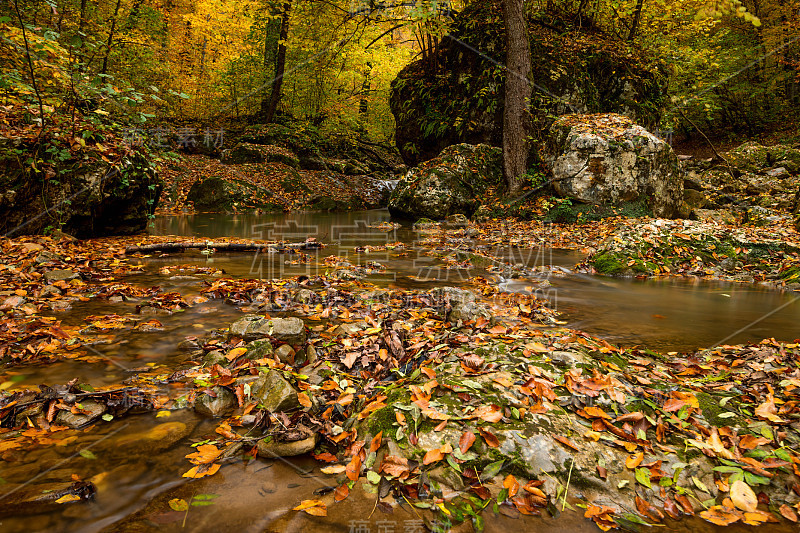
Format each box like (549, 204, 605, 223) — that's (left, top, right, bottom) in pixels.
(2, 209, 799, 532)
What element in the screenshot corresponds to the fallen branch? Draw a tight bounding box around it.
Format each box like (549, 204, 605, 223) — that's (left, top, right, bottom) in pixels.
(124, 241, 323, 254)
(677, 109, 743, 182)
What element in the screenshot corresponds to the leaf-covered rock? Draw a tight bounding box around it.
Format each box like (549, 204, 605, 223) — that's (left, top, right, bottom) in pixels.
(543, 113, 683, 218)
(388, 144, 502, 219)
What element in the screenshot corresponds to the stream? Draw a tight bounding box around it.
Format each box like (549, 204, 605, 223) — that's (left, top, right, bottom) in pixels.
(1, 209, 799, 532)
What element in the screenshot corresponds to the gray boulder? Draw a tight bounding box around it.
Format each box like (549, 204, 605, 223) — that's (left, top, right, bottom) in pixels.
(388, 144, 501, 219)
(250, 370, 300, 412)
(544, 113, 683, 218)
(186, 177, 281, 212)
(194, 387, 236, 417)
(229, 315, 306, 344)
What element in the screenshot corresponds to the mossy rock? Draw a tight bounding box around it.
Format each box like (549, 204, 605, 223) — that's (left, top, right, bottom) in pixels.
(697, 392, 744, 428)
(280, 175, 311, 193)
(187, 177, 280, 212)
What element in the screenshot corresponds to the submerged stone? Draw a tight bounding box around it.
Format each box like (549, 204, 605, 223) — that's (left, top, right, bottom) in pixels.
(256, 434, 317, 458)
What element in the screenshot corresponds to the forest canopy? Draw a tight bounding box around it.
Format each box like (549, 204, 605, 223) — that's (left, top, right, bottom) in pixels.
(0, 0, 798, 143)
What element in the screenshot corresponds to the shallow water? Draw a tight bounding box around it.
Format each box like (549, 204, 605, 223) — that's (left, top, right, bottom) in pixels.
(152, 210, 800, 352)
(3, 209, 799, 532)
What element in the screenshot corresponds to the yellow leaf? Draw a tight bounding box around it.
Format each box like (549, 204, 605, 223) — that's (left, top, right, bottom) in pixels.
(293, 499, 327, 515)
(55, 494, 81, 504)
(320, 465, 347, 475)
(730, 479, 758, 512)
(182, 463, 221, 478)
(226, 347, 247, 361)
(156, 411, 171, 418)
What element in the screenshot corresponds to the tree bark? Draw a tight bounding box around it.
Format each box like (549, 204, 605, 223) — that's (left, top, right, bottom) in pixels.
(101, 0, 123, 74)
(502, 0, 531, 195)
(261, 0, 292, 123)
(627, 0, 645, 41)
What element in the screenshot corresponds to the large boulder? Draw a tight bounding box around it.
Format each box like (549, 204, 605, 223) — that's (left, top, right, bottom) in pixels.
(390, 1, 668, 166)
(0, 143, 161, 238)
(388, 144, 501, 219)
(186, 177, 282, 212)
(221, 143, 300, 168)
(543, 113, 683, 218)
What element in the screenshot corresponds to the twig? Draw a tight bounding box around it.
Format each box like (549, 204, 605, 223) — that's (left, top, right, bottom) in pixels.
(677, 109, 743, 182)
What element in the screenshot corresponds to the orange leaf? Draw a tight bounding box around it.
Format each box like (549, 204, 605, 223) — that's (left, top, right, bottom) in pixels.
(420, 367, 436, 379)
(699, 505, 741, 526)
(779, 504, 798, 522)
(185, 444, 221, 465)
(583, 406, 610, 419)
(226, 347, 247, 361)
(553, 435, 579, 451)
(479, 427, 500, 448)
(293, 499, 327, 516)
(423, 448, 444, 465)
(503, 474, 520, 497)
(334, 484, 349, 502)
(345, 454, 362, 481)
(730, 480, 758, 512)
(626, 452, 644, 469)
(395, 411, 406, 426)
(471, 404, 502, 423)
(182, 463, 220, 478)
(298, 393, 312, 408)
(370, 431, 383, 453)
(459, 430, 476, 453)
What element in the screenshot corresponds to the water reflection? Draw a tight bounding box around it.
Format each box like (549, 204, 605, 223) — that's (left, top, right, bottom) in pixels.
(151, 211, 800, 353)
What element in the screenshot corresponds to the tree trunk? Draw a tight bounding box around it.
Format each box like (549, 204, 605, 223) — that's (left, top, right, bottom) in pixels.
(627, 0, 645, 41)
(101, 0, 123, 75)
(261, 0, 292, 123)
(502, 0, 531, 195)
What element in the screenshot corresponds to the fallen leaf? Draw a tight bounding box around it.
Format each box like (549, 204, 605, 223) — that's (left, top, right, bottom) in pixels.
(730, 480, 758, 512)
(626, 452, 644, 469)
(459, 430, 476, 453)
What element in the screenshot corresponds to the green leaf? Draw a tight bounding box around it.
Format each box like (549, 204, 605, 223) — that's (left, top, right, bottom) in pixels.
(713, 466, 743, 474)
(101, 413, 113, 422)
(479, 460, 503, 482)
(366, 471, 381, 485)
(79, 449, 97, 460)
(635, 467, 651, 489)
(774, 448, 791, 461)
(446, 454, 462, 473)
(193, 494, 219, 500)
(692, 476, 709, 493)
(744, 472, 771, 486)
(191, 501, 214, 507)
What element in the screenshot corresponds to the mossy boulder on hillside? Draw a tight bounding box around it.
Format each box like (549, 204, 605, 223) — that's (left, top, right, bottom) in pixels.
(186, 177, 282, 212)
(389, 0, 668, 166)
(221, 143, 300, 168)
(0, 138, 161, 238)
(725, 142, 800, 174)
(388, 144, 501, 219)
